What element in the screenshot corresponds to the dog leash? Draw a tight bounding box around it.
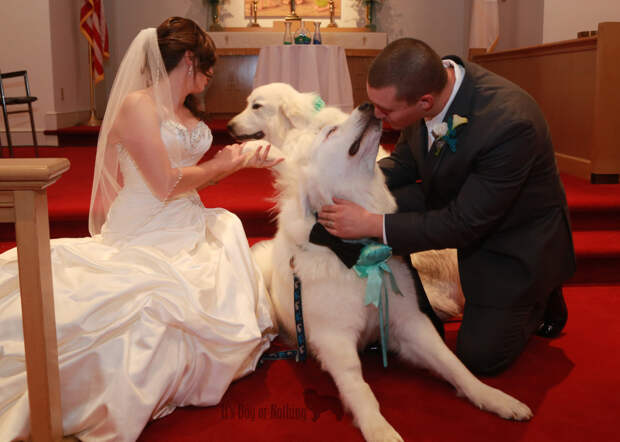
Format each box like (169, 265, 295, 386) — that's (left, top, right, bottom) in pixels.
(259, 272, 307, 364)
(259, 241, 402, 368)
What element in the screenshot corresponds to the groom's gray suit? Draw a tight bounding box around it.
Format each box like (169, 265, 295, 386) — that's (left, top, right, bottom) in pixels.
(379, 56, 576, 374)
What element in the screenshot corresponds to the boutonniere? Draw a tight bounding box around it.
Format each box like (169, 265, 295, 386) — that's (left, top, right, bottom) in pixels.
(431, 114, 469, 156)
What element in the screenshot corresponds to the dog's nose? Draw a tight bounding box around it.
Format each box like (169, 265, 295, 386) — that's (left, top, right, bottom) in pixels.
(358, 102, 374, 112)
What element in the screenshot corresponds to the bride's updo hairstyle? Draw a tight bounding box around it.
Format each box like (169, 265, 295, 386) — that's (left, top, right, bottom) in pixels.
(157, 16, 217, 119)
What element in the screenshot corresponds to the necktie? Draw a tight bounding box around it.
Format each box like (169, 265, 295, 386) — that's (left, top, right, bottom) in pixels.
(425, 137, 445, 175)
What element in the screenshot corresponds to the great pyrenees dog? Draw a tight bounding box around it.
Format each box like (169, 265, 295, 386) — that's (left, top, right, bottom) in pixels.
(247, 103, 532, 442)
(228, 82, 349, 153)
(230, 82, 464, 321)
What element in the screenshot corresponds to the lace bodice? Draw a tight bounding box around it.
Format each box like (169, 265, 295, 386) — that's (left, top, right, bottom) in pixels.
(160, 120, 213, 167)
(102, 120, 214, 244)
(117, 120, 213, 192)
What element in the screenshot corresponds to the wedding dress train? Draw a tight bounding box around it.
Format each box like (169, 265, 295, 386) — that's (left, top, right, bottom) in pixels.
(0, 121, 275, 441)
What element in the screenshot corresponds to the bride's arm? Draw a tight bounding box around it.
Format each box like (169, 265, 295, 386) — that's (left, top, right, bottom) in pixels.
(115, 91, 250, 200)
(196, 142, 283, 191)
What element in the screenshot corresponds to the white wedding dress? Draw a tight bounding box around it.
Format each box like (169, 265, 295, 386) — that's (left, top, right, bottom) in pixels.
(0, 120, 275, 441)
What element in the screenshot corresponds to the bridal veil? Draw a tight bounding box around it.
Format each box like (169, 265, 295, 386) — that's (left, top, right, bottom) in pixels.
(89, 28, 183, 235)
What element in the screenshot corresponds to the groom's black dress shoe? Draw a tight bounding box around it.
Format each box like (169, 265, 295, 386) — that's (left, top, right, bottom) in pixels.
(536, 287, 568, 338)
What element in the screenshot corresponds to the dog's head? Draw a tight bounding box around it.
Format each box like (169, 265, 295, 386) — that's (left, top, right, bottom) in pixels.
(227, 82, 347, 151)
(311, 102, 382, 174)
(272, 102, 396, 246)
(299, 102, 396, 215)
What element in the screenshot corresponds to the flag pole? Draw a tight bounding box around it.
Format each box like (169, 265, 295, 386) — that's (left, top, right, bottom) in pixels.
(86, 45, 100, 126)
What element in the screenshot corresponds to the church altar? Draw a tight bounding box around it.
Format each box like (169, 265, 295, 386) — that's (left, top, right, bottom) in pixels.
(210, 30, 387, 52)
(203, 28, 387, 118)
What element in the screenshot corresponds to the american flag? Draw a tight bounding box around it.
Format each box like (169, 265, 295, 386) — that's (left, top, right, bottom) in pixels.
(80, 0, 110, 84)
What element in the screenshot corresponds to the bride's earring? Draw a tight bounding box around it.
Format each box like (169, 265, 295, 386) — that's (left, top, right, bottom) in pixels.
(188, 65, 193, 77)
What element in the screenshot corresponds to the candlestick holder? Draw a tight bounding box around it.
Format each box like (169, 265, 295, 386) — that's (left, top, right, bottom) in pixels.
(285, 0, 301, 22)
(209, 0, 223, 31)
(327, 0, 337, 28)
(364, 0, 377, 32)
(248, 0, 260, 27)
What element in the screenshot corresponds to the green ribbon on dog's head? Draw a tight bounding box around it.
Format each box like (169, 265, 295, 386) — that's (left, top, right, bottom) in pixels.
(313, 96, 326, 112)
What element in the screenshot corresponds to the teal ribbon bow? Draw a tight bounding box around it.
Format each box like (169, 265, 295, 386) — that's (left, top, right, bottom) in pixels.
(313, 96, 325, 112)
(353, 242, 402, 367)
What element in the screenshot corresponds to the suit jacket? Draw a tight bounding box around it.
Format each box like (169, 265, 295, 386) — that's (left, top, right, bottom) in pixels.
(379, 57, 576, 308)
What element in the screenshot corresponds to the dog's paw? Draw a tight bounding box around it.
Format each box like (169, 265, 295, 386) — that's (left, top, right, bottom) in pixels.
(473, 385, 533, 421)
(360, 416, 403, 442)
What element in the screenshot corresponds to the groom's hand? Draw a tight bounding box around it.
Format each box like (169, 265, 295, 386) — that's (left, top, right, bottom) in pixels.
(318, 198, 383, 240)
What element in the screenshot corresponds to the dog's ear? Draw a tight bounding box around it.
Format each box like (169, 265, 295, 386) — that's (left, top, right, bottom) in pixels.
(279, 91, 318, 129)
(311, 107, 348, 131)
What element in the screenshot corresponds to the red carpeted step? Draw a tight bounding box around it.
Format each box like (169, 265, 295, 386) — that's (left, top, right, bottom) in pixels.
(198, 165, 277, 238)
(43, 120, 235, 148)
(0, 241, 15, 254)
(562, 174, 620, 230)
(44, 125, 101, 147)
(569, 230, 620, 284)
(0, 147, 96, 243)
(3, 147, 620, 286)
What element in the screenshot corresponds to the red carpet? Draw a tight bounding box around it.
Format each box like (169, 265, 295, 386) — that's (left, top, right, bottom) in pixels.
(2, 144, 619, 441)
(138, 285, 620, 442)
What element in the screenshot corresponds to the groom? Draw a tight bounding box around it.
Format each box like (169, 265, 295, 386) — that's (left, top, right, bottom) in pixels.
(318, 38, 575, 375)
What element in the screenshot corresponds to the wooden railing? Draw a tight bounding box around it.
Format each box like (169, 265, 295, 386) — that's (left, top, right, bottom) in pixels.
(0, 158, 70, 441)
(471, 22, 620, 183)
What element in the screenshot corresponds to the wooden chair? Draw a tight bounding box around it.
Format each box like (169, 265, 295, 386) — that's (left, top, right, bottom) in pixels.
(0, 158, 71, 441)
(0, 70, 39, 157)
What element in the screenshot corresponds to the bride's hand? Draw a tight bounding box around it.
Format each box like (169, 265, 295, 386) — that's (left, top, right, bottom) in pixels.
(243, 143, 284, 169)
(206, 142, 284, 185)
(213, 143, 248, 172)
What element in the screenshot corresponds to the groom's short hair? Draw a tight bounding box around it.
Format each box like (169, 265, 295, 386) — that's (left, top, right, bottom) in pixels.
(368, 38, 447, 104)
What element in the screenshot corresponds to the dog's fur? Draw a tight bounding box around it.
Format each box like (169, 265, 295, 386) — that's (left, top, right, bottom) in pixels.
(228, 82, 349, 153)
(229, 82, 349, 287)
(250, 104, 532, 442)
(230, 82, 464, 321)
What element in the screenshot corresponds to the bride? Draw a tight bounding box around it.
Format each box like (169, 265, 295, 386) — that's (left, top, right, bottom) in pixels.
(0, 17, 281, 441)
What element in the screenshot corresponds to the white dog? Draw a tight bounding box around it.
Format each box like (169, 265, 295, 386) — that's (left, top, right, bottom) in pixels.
(229, 83, 349, 288)
(254, 103, 532, 442)
(228, 82, 348, 153)
(230, 82, 464, 321)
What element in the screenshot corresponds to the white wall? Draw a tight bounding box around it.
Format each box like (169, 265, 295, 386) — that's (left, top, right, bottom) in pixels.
(0, 0, 91, 146)
(496, 0, 544, 51)
(49, 0, 91, 128)
(0, 0, 55, 145)
(103, 0, 208, 109)
(543, 0, 620, 43)
(374, 0, 468, 58)
(9, 0, 613, 146)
